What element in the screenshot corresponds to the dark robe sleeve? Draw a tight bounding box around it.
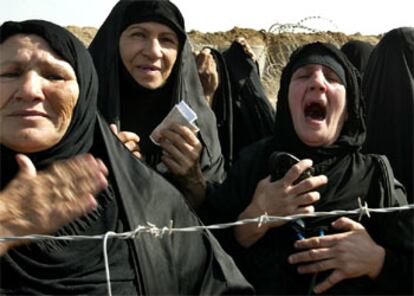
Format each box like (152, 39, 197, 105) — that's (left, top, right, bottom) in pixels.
(197, 139, 272, 274)
(370, 186, 414, 294)
(199, 138, 271, 225)
(366, 161, 413, 294)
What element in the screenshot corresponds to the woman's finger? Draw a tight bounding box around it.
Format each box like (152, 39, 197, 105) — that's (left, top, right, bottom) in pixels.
(313, 270, 346, 294)
(289, 248, 333, 265)
(15, 154, 37, 177)
(109, 123, 118, 134)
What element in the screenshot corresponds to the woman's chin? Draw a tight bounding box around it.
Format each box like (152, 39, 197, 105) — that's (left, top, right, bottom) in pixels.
(4, 133, 61, 153)
(134, 77, 165, 90)
(298, 132, 329, 148)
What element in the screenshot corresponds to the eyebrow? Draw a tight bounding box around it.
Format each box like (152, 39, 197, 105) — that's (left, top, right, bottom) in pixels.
(0, 59, 70, 73)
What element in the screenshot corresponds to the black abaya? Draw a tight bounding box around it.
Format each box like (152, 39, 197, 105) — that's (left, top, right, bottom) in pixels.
(200, 42, 413, 295)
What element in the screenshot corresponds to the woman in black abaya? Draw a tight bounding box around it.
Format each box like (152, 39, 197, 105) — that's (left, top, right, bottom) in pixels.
(199, 42, 413, 294)
(0, 20, 252, 295)
(89, 0, 225, 201)
(363, 27, 414, 203)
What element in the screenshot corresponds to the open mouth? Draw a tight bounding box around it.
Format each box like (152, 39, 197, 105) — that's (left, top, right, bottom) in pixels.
(304, 102, 327, 121)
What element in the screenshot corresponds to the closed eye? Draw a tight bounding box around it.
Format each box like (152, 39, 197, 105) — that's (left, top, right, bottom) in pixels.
(0, 71, 21, 78)
(325, 75, 342, 84)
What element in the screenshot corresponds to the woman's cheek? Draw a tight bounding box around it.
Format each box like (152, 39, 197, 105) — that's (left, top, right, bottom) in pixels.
(46, 81, 79, 128)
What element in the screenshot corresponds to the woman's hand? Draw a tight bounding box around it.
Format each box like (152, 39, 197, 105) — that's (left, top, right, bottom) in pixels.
(157, 123, 205, 207)
(235, 159, 328, 247)
(195, 48, 219, 106)
(110, 124, 143, 160)
(0, 154, 108, 255)
(288, 217, 385, 294)
(235, 37, 257, 61)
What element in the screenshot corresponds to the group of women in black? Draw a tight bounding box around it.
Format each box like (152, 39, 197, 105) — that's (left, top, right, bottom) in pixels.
(0, 0, 412, 294)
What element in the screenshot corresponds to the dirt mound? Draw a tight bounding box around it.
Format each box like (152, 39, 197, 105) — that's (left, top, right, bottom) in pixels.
(66, 26, 98, 46)
(66, 25, 380, 106)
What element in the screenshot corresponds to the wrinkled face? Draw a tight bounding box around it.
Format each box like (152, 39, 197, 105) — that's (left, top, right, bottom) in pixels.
(288, 64, 348, 147)
(0, 34, 79, 153)
(119, 22, 179, 89)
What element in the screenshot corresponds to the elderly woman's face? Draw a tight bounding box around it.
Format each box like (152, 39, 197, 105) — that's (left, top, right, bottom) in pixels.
(0, 34, 79, 153)
(119, 22, 179, 89)
(288, 64, 347, 147)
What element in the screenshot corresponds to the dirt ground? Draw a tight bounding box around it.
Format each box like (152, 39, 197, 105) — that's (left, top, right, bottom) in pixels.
(67, 25, 380, 106)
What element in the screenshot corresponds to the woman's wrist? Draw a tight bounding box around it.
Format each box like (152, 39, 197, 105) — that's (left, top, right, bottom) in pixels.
(368, 244, 386, 279)
(177, 168, 207, 209)
(234, 204, 270, 248)
(0, 198, 17, 256)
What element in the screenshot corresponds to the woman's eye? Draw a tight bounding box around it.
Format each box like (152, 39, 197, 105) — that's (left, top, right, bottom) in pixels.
(160, 37, 176, 44)
(293, 73, 309, 79)
(131, 32, 145, 38)
(326, 75, 340, 83)
(0, 71, 20, 78)
(45, 73, 64, 81)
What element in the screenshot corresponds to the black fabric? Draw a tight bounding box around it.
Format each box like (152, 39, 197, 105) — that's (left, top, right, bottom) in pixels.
(0, 20, 253, 295)
(363, 27, 414, 203)
(118, 63, 171, 164)
(290, 53, 347, 87)
(200, 42, 413, 294)
(341, 40, 374, 75)
(88, 0, 226, 184)
(222, 41, 275, 163)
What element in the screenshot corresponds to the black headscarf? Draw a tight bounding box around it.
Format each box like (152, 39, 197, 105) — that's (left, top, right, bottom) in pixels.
(0, 20, 252, 295)
(89, 0, 225, 183)
(341, 40, 375, 75)
(363, 27, 414, 202)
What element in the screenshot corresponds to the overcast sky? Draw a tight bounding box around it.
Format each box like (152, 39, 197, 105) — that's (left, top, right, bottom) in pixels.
(0, 0, 412, 35)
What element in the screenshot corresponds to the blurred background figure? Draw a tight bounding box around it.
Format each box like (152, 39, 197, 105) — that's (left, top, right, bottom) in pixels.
(341, 40, 374, 76)
(196, 37, 275, 169)
(362, 27, 414, 203)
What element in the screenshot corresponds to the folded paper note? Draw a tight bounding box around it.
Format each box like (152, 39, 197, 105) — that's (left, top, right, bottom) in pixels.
(150, 101, 199, 145)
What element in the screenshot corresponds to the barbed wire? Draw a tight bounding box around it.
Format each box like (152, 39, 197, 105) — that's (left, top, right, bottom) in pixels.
(1, 200, 413, 296)
(1, 202, 413, 243)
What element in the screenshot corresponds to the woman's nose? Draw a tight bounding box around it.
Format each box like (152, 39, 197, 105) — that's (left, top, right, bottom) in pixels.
(309, 71, 327, 92)
(143, 38, 163, 59)
(15, 71, 46, 102)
